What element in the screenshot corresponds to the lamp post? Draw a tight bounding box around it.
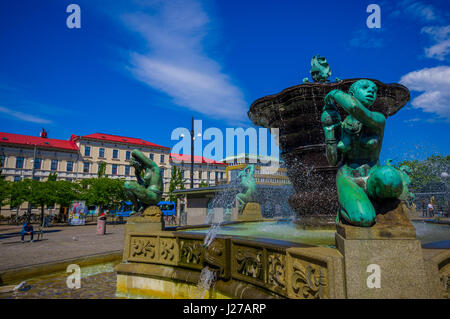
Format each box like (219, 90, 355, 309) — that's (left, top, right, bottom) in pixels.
(190, 117, 194, 189)
(26, 144, 37, 223)
(186, 117, 201, 189)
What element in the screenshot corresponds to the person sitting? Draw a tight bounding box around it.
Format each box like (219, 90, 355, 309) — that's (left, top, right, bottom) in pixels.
(21, 222, 34, 243)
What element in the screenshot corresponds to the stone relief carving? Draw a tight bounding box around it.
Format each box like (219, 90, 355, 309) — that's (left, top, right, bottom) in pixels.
(291, 261, 327, 299)
(130, 237, 156, 260)
(180, 240, 204, 265)
(235, 247, 263, 280)
(440, 263, 450, 299)
(268, 253, 286, 290)
(160, 238, 176, 261)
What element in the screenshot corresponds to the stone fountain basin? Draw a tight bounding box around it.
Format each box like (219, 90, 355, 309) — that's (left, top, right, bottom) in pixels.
(248, 78, 410, 150)
(115, 220, 449, 299)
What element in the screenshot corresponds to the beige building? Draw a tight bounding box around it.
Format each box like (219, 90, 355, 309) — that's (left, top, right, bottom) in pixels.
(70, 133, 172, 192)
(222, 153, 291, 186)
(169, 153, 227, 189)
(0, 132, 79, 182)
(0, 130, 227, 217)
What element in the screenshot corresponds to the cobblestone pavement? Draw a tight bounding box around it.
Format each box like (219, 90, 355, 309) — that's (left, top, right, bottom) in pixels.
(0, 262, 119, 299)
(0, 223, 125, 271)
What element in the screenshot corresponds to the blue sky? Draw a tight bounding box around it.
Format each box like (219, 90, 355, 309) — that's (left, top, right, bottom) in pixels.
(0, 0, 449, 163)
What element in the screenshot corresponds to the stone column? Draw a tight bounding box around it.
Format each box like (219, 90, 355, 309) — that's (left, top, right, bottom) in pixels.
(335, 206, 438, 298)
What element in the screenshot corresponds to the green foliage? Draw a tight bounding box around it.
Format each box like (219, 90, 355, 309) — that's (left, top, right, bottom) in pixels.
(97, 161, 107, 178)
(168, 166, 185, 201)
(199, 180, 209, 188)
(54, 180, 82, 208)
(9, 179, 31, 209)
(0, 179, 11, 208)
(48, 173, 58, 181)
(396, 155, 449, 193)
(81, 177, 125, 213)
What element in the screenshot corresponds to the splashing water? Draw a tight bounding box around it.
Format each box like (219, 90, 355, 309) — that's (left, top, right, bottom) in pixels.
(203, 224, 221, 248)
(195, 266, 218, 299)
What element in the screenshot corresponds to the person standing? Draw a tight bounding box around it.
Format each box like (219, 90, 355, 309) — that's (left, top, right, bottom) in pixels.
(427, 202, 434, 217)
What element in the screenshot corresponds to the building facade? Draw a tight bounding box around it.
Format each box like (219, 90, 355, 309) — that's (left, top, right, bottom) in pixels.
(221, 153, 291, 186)
(0, 131, 227, 216)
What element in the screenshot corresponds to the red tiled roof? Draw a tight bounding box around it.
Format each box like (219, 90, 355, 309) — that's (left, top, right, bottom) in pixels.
(170, 153, 227, 166)
(0, 132, 78, 152)
(71, 133, 170, 150)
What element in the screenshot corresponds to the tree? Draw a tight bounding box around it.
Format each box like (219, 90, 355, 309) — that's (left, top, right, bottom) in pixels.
(48, 172, 58, 181)
(168, 167, 185, 202)
(0, 179, 10, 216)
(199, 180, 209, 188)
(397, 155, 449, 193)
(52, 180, 82, 221)
(28, 180, 56, 223)
(97, 161, 107, 178)
(82, 177, 126, 214)
(9, 180, 31, 220)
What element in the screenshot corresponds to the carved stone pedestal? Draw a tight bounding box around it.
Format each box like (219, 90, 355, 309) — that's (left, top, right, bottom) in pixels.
(237, 202, 263, 222)
(335, 221, 439, 298)
(125, 206, 163, 233)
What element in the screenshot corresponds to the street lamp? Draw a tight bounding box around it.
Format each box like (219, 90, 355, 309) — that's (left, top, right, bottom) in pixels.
(26, 145, 37, 223)
(189, 117, 202, 189)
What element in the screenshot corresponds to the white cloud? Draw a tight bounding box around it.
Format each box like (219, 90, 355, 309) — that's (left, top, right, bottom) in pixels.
(400, 66, 450, 121)
(398, 0, 441, 22)
(421, 25, 450, 60)
(120, 0, 248, 122)
(0, 106, 52, 124)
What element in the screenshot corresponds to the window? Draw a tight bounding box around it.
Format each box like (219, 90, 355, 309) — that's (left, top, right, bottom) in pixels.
(207, 171, 210, 180)
(14, 176, 21, 182)
(65, 178, 72, 182)
(51, 159, 58, 171)
(221, 172, 224, 179)
(113, 149, 118, 159)
(181, 170, 184, 177)
(99, 148, 105, 158)
(16, 157, 24, 169)
(33, 176, 40, 181)
(199, 171, 202, 179)
(0, 155, 5, 167)
(34, 158, 42, 169)
(215, 172, 219, 180)
(67, 161, 73, 172)
(125, 165, 130, 175)
(112, 164, 117, 175)
(83, 162, 90, 173)
(126, 151, 131, 160)
(149, 153, 154, 160)
(160, 154, 165, 163)
(85, 146, 91, 156)
(160, 168, 165, 178)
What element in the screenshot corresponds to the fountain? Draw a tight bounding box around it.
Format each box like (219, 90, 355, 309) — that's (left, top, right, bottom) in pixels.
(114, 56, 450, 299)
(248, 55, 410, 226)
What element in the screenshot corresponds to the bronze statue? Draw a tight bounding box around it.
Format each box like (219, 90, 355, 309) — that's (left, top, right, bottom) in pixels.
(124, 149, 163, 214)
(321, 79, 408, 227)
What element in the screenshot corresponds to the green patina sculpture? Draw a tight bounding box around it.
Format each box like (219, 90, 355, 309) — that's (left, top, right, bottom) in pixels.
(124, 149, 163, 213)
(236, 165, 257, 212)
(386, 159, 415, 204)
(303, 55, 340, 83)
(321, 79, 409, 227)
